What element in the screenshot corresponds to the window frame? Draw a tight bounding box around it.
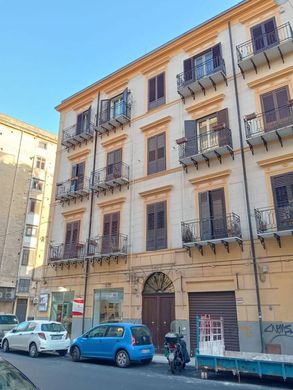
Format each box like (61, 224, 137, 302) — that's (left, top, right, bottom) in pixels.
(29, 198, 41, 214)
(147, 132, 166, 175)
(31, 178, 44, 191)
(146, 200, 167, 251)
(18, 279, 30, 293)
(36, 156, 46, 170)
(148, 72, 165, 110)
(25, 225, 38, 237)
(21, 248, 35, 266)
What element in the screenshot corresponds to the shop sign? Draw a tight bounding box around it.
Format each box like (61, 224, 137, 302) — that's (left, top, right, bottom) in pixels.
(72, 298, 84, 316)
(38, 293, 49, 312)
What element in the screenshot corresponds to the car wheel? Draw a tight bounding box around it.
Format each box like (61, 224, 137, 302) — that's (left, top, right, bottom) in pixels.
(2, 340, 9, 353)
(115, 350, 130, 368)
(29, 343, 39, 358)
(58, 350, 68, 357)
(71, 346, 80, 362)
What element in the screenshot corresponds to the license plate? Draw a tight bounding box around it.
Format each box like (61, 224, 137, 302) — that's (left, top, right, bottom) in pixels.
(142, 349, 150, 353)
(51, 335, 62, 340)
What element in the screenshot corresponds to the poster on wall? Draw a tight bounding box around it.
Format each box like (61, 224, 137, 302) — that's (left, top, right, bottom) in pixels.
(72, 298, 84, 316)
(38, 293, 49, 312)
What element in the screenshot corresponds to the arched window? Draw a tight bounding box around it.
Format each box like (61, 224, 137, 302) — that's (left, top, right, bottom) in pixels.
(143, 272, 174, 294)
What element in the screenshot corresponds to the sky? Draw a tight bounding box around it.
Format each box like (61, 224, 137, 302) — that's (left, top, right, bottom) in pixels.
(0, 0, 240, 134)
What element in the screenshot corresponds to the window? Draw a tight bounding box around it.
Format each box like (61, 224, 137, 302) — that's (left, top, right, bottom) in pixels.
(148, 73, 165, 110)
(251, 17, 278, 53)
(41, 323, 66, 332)
(271, 172, 293, 231)
(15, 322, 29, 332)
(183, 44, 222, 83)
(102, 212, 120, 254)
(93, 289, 124, 324)
(64, 221, 80, 259)
(146, 201, 167, 251)
(88, 326, 108, 338)
(25, 225, 38, 237)
(27, 322, 37, 332)
(106, 149, 122, 181)
(38, 141, 47, 149)
(50, 291, 74, 334)
(147, 133, 166, 175)
(260, 86, 291, 132)
(21, 248, 35, 266)
(99, 89, 129, 124)
(18, 279, 30, 293)
(71, 162, 85, 191)
(31, 178, 44, 191)
(36, 156, 46, 170)
(29, 198, 41, 214)
(199, 188, 226, 240)
(76, 108, 91, 135)
(106, 326, 124, 337)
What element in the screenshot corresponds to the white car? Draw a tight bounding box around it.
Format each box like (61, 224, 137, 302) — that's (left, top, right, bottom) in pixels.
(1, 320, 70, 358)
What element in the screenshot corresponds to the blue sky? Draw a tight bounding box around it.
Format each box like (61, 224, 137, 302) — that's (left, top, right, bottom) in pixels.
(0, 0, 239, 134)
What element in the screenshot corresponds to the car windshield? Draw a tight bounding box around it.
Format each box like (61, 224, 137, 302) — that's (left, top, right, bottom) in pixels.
(0, 360, 37, 390)
(0, 315, 18, 325)
(41, 323, 65, 332)
(131, 326, 151, 345)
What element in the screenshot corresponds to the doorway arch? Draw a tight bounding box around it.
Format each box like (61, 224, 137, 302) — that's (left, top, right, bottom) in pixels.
(142, 272, 175, 352)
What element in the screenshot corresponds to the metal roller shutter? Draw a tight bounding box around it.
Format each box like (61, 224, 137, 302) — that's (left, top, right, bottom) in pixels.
(188, 291, 239, 355)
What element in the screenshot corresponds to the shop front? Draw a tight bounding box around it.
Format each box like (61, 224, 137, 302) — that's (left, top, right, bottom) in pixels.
(50, 291, 74, 335)
(93, 289, 124, 325)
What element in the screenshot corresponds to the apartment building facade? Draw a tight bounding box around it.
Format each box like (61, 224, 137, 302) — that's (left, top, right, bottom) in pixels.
(38, 0, 293, 355)
(0, 114, 57, 322)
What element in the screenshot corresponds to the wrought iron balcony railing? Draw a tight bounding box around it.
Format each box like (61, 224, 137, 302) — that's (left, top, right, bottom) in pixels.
(255, 205, 293, 234)
(87, 234, 128, 257)
(244, 104, 293, 139)
(236, 22, 293, 62)
(49, 243, 86, 262)
(91, 162, 130, 191)
(181, 212, 242, 244)
(176, 56, 226, 89)
(61, 122, 95, 147)
(56, 177, 91, 200)
(97, 100, 131, 133)
(178, 127, 233, 161)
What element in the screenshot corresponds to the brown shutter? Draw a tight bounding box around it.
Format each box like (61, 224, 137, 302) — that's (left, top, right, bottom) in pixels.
(77, 162, 85, 189)
(261, 91, 277, 131)
(276, 87, 290, 124)
(65, 222, 73, 245)
(251, 23, 265, 52)
(122, 88, 129, 117)
(271, 173, 293, 230)
(199, 191, 212, 240)
(114, 149, 122, 178)
(72, 221, 80, 243)
(183, 58, 193, 83)
(184, 120, 198, 157)
(156, 201, 167, 250)
(210, 188, 226, 239)
(147, 135, 157, 175)
(212, 44, 221, 69)
(103, 214, 111, 236)
(156, 133, 166, 173)
(216, 108, 230, 147)
(100, 99, 110, 124)
(264, 18, 278, 46)
(76, 113, 83, 134)
(106, 150, 115, 180)
(157, 73, 165, 100)
(147, 204, 156, 251)
(148, 77, 156, 104)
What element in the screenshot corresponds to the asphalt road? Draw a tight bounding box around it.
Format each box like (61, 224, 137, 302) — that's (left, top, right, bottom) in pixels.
(1, 350, 293, 390)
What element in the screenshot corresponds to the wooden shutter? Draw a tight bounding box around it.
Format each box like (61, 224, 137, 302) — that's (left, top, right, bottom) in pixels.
(210, 188, 226, 239)
(156, 201, 167, 250)
(72, 221, 80, 243)
(106, 150, 115, 179)
(251, 23, 265, 52)
(147, 204, 156, 251)
(122, 88, 129, 117)
(184, 120, 198, 157)
(199, 191, 212, 240)
(216, 108, 231, 147)
(86, 107, 91, 129)
(148, 135, 157, 175)
(148, 77, 156, 104)
(183, 58, 193, 83)
(157, 133, 166, 173)
(275, 87, 290, 124)
(76, 113, 83, 134)
(212, 44, 221, 69)
(264, 18, 278, 46)
(271, 173, 293, 230)
(157, 73, 165, 100)
(100, 99, 110, 124)
(261, 91, 276, 131)
(65, 222, 73, 245)
(77, 162, 85, 189)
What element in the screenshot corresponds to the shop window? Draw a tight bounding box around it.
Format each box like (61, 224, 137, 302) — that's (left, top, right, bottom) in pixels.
(93, 289, 123, 325)
(50, 291, 74, 334)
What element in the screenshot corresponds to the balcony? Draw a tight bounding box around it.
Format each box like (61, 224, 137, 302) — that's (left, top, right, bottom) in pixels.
(49, 243, 86, 265)
(61, 123, 95, 149)
(96, 100, 131, 135)
(181, 212, 242, 255)
(91, 162, 130, 195)
(236, 22, 293, 76)
(56, 177, 91, 204)
(176, 57, 227, 101)
(87, 234, 128, 262)
(255, 205, 293, 248)
(244, 104, 293, 153)
(177, 127, 233, 171)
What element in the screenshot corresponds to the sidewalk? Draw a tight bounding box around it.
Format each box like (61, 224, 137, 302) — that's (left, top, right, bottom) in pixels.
(153, 354, 196, 367)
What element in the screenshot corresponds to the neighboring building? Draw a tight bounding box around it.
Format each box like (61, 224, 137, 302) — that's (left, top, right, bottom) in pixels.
(0, 114, 57, 322)
(38, 0, 293, 355)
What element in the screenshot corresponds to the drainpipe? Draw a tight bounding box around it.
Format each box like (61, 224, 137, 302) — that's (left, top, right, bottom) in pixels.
(228, 22, 264, 353)
(82, 92, 100, 334)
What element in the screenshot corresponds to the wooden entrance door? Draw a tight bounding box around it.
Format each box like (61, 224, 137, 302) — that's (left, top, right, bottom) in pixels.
(142, 294, 175, 353)
(15, 299, 28, 323)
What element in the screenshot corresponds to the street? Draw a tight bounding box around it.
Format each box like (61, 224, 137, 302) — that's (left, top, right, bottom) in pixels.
(1, 351, 293, 390)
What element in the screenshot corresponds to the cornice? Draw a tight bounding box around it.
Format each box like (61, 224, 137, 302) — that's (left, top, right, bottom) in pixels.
(140, 116, 172, 133)
(185, 94, 225, 117)
(140, 56, 170, 76)
(97, 196, 126, 209)
(139, 185, 173, 198)
(61, 207, 86, 218)
(67, 148, 91, 161)
(257, 153, 293, 168)
(101, 134, 128, 148)
(247, 66, 293, 89)
(189, 169, 231, 185)
(238, 2, 276, 24)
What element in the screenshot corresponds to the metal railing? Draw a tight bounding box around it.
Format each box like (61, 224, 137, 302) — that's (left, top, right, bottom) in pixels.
(56, 177, 91, 199)
(62, 122, 95, 143)
(91, 162, 129, 188)
(177, 56, 226, 89)
(255, 205, 293, 233)
(244, 104, 293, 138)
(49, 243, 86, 261)
(236, 22, 293, 61)
(99, 100, 131, 125)
(178, 128, 232, 160)
(181, 212, 241, 243)
(87, 234, 128, 256)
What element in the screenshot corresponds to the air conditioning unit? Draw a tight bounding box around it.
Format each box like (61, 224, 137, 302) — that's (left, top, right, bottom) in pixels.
(33, 297, 39, 305)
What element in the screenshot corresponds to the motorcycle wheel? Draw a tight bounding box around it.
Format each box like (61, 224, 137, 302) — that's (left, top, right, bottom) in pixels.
(170, 359, 184, 375)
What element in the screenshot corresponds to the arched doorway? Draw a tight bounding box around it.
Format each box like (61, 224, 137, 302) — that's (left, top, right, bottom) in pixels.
(142, 272, 175, 353)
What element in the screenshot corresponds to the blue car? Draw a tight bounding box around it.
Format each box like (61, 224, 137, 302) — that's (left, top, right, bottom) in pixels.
(70, 323, 154, 368)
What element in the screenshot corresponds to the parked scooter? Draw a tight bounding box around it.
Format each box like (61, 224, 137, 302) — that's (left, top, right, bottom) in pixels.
(163, 332, 190, 374)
